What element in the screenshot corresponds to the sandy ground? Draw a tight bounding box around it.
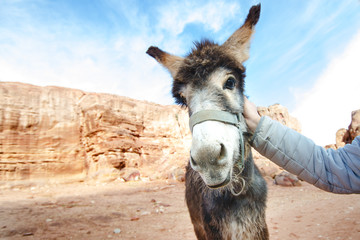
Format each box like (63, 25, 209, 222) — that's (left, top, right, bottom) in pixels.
(0, 179, 359, 240)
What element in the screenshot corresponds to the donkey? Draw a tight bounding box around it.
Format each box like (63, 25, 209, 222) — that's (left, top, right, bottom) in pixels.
(147, 4, 268, 240)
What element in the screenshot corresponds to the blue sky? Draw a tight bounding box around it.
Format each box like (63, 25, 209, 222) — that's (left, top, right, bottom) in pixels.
(1, 0, 360, 145)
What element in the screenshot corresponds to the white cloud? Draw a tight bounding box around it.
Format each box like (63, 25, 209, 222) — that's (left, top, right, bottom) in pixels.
(0, 1, 175, 105)
(157, 1, 240, 36)
(292, 30, 360, 146)
(0, 31, 174, 104)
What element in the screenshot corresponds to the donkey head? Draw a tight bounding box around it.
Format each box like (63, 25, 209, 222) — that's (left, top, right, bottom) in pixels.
(147, 5, 260, 189)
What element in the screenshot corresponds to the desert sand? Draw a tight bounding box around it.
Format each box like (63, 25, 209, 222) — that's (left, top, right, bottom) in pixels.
(1, 179, 359, 240)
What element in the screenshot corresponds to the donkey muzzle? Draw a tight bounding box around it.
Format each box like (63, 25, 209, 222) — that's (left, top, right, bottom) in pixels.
(189, 110, 245, 187)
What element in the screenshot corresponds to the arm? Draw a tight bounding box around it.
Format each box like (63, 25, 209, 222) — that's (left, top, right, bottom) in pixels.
(243, 98, 360, 194)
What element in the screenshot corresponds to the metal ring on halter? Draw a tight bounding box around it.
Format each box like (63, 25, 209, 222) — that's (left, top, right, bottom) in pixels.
(231, 177, 246, 196)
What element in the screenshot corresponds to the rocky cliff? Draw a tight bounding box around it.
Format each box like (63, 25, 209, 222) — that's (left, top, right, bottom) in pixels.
(1, 82, 302, 182)
(0, 82, 191, 182)
(257, 104, 301, 133)
(329, 109, 360, 149)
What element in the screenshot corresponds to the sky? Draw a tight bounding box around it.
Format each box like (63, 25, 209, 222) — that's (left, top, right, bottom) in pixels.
(0, 0, 360, 146)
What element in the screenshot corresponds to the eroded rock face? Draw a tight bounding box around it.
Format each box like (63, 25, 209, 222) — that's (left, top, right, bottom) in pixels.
(333, 109, 360, 149)
(78, 91, 191, 181)
(0, 83, 86, 181)
(335, 128, 351, 148)
(0, 82, 191, 181)
(257, 104, 301, 133)
(349, 110, 360, 141)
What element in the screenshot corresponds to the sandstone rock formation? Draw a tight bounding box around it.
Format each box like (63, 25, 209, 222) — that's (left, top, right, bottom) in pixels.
(0, 82, 191, 182)
(1, 82, 301, 183)
(1, 83, 86, 181)
(331, 109, 360, 149)
(257, 104, 301, 133)
(349, 110, 360, 141)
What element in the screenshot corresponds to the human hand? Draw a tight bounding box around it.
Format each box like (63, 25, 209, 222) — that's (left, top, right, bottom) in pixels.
(243, 96, 261, 132)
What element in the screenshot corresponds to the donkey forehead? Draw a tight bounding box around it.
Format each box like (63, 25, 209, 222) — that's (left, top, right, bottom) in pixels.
(175, 40, 245, 85)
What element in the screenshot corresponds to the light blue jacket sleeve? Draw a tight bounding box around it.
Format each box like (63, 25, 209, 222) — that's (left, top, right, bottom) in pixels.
(252, 116, 360, 194)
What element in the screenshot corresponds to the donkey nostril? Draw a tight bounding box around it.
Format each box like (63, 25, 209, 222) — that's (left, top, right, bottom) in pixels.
(190, 155, 198, 167)
(219, 143, 226, 160)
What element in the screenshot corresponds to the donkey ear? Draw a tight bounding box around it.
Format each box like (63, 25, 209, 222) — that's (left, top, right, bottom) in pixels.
(221, 4, 261, 63)
(147, 46, 184, 78)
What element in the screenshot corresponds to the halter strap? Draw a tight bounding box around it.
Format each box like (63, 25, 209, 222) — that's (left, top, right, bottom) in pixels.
(189, 110, 240, 133)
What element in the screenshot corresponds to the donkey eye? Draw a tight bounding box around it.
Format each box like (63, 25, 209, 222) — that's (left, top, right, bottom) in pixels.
(223, 77, 236, 90)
